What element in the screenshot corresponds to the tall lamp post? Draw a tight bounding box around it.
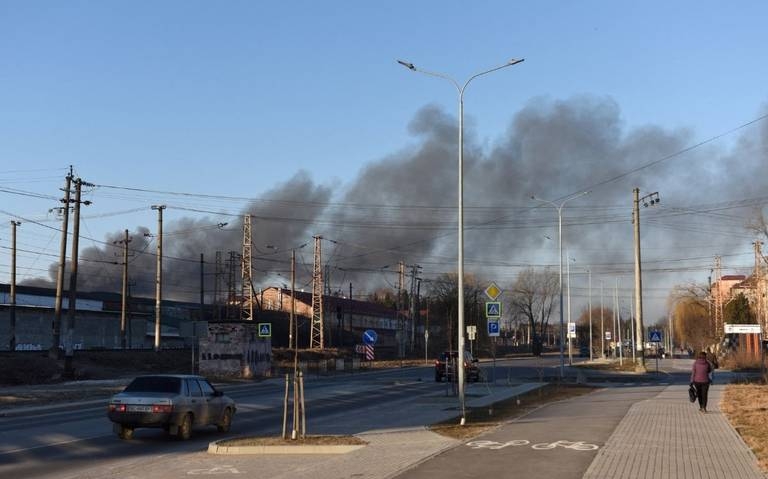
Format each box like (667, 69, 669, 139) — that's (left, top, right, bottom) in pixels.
(399, 57, 524, 424)
(531, 191, 589, 378)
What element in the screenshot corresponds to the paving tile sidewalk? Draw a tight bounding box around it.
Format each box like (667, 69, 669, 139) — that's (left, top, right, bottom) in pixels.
(584, 384, 766, 479)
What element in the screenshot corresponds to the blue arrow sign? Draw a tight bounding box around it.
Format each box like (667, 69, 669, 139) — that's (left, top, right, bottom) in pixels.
(649, 330, 663, 342)
(363, 329, 378, 345)
(258, 323, 272, 338)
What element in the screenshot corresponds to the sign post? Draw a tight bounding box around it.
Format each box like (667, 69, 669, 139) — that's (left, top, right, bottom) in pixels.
(484, 282, 502, 384)
(649, 329, 663, 373)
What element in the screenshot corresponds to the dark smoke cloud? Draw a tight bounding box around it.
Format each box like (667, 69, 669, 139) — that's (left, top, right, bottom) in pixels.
(24, 96, 768, 321)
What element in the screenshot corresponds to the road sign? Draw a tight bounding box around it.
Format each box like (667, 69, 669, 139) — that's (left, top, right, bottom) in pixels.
(484, 282, 502, 301)
(648, 330, 663, 342)
(363, 329, 378, 345)
(605, 331, 612, 340)
(488, 320, 500, 337)
(364, 344, 374, 361)
(568, 322, 576, 339)
(258, 323, 272, 337)
(724, 323, 761, 334)
(467, 325, 477, 340)
(485, 301, 502, 318)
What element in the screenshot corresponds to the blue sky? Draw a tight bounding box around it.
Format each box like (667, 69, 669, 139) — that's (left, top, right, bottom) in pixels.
(2, 1, 768, 323)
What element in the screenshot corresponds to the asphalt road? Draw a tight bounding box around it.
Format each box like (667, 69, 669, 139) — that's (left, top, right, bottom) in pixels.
(0, 354, 681, 479)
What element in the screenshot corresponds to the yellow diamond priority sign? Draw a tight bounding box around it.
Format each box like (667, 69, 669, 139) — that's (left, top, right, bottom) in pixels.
(484, 282, 502, 301)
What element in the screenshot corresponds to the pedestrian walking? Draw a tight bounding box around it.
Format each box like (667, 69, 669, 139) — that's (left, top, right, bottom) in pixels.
(690, 351, 713, 412)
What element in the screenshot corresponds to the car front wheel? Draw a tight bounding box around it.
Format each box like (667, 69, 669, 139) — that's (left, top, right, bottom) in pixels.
(177, 413, 192, 440)
(217, 408, 233, 433)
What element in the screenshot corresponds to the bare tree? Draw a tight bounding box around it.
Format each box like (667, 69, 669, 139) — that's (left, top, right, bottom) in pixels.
(506, 268, 558, 355)
(668, 284, 713, 353)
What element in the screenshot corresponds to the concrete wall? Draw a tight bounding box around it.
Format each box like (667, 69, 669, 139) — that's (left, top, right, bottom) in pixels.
(0, 306, 148, 350)
(199, 321, 272, 378)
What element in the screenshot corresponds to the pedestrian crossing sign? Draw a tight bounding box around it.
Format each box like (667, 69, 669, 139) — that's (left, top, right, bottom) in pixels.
(485, 301, 502, 318)
(258, 323, 272, 338)
(648, 330, 662, 342)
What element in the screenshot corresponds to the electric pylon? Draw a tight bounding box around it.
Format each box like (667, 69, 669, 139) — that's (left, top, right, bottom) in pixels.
(310, 236, 324, 349)
(241, 215, 254, 321)
(713, 256, 723, 334)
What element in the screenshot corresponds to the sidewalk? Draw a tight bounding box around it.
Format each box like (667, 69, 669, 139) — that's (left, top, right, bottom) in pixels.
(583, 384, 765, 479)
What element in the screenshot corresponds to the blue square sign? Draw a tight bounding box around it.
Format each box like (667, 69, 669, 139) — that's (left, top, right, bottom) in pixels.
(488, 320, 500, 337)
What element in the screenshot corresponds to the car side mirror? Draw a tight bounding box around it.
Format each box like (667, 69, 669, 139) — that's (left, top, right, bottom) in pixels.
(213, 390, 223, 397)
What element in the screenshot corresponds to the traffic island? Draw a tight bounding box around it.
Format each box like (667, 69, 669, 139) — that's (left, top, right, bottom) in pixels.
(208, 435, 368, 455)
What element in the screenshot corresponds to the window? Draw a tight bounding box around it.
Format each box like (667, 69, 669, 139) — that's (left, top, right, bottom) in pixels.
(187, 379, 203, 397)
(198, 380, 216, 396)
(215, 333, 230, 343)
(124, 376, 181, 394)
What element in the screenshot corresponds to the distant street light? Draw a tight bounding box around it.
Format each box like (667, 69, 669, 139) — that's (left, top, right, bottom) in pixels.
(531, 191, 589, 378)
(399, 57, 524, 424)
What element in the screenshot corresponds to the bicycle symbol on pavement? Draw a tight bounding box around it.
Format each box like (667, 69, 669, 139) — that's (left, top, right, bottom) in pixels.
(466, 439, 599, 452)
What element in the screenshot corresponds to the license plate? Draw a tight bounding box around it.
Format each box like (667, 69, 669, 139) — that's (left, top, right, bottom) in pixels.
(127, 405, 153, 412)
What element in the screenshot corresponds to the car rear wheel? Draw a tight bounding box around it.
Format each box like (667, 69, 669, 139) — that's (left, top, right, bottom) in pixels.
(217, 408, 233, 433)
(177, 413, 192, 440)
(117, 425, 134, 440)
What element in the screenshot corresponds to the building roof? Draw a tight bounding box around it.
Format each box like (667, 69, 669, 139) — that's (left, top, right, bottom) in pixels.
(263, 287, 397, 318)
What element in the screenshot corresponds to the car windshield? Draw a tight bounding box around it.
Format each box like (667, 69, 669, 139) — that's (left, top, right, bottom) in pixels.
(124, 376, 182, 394)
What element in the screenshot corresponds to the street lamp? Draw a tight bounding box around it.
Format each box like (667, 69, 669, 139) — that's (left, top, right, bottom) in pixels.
(399, 57, 524, 424)
(531, 191, 589, 378)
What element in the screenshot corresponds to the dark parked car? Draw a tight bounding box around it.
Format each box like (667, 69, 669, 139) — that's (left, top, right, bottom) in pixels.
(434, 350, 480, 382)
(107, 374, 236, 440)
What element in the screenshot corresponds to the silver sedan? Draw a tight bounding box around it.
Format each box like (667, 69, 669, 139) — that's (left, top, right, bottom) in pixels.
(107, 374, 236, 440)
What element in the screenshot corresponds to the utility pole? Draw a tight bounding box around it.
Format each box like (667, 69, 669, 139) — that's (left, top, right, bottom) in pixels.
(397, 261, 405, 358)
(633, 187, 659, 372)
(51, 171, 73, 359)
(615, 278, 623, 365)
(200, 253, 205, 321)
(214, 251, 223, 321)
(152, 204, 166, 351)
(348, 281, 353, 347)
(10, 220, 20, 351)
(567, 253, 573, 365)
(754, 242, 764, 333)
(289, 250, 296, 350)
(65, 178, 91, 371)
(588, 269, 592, 361)
(116, 229, 132, 349)
(600, 280, 605, 358)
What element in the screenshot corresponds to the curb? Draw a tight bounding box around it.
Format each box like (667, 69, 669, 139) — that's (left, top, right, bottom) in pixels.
(207, 438, 367, 455)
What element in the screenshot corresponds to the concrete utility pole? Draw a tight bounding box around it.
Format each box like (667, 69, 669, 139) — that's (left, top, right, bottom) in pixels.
(51, 172, 73, 359)
(10, 220, 20, 351)
(633, 188, 659, 372)
(600, 280, 605, 358)
(289, 250, 296, 350)
(200, 253, 205, 321)
(65, 178, 91, 369)
(116, 229, 132, 349)
(588, 269, 592, 361)
(152, 205, 166, 351)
